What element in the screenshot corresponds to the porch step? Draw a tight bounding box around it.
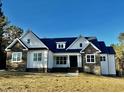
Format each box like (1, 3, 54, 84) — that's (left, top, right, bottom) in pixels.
(69, 67, 79, 73)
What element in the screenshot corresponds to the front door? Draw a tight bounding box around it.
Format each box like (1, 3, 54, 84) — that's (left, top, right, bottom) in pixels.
(70, 56, 77, 67)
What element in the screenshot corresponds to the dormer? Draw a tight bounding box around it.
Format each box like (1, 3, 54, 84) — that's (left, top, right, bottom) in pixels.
(56, 42, 66, 49)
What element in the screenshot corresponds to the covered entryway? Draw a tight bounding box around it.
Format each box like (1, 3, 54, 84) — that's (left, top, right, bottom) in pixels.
(70, 56, 77, 67)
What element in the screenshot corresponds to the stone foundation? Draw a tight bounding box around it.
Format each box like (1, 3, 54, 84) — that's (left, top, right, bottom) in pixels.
(6, 61, 26, 71)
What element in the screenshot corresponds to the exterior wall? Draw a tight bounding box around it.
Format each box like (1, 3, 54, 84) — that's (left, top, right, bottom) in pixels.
(108, 54, 116, 75)
(100, 54, 109, 75)
(20, 31, 47, 48)
(47, 50, 54, 69)
(6, 42, 27, 71)
(82, 44, 101, 75)
(68, 37, 89, 50)
(27, 50, 48, 69)
(100, 54, 116, 75)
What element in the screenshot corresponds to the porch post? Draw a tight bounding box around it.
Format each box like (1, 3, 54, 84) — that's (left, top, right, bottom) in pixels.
(77, 54, 82, 68)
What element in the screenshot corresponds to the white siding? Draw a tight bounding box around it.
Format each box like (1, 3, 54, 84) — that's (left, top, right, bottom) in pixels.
(27, 50, 48, 68)
(100, 54, 109, 75)
(68, 37, 89, 49)
(100, 54, 116, 75)
(21, 31, 47, 48)
(48, 51, 54, 68)
(108, 54, 116, 75)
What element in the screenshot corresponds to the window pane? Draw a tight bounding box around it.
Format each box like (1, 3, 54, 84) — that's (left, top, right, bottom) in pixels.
(63, 60, 66, 64)
(80, 43, 82, 47)
(87, 55, 90, 58)
(91, 59, 94, 62)
(64, 57, 66, 61)
(100, 56, 102, 61)
(17, 53, 21, 61)
(38, 53, 42, 61)
(13, 53, 17, 61)
(33, 53, 37, 61)
(103, 57, 106, 61)
(58, 44, 61, 48)
(56, 57, 59, 61)
(91, 55, 94, 59)
(61, 44, 63, 48)
(60, 57, 63, 61)
(87, 59, 90, 62)
(60, 60, 63, 64)
(56, 60, 59, 64)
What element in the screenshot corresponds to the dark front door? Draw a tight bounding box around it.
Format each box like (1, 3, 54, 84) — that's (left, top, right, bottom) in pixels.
(70, 56, 77, 67)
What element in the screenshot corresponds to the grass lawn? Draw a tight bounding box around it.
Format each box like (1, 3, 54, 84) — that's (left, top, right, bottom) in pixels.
(0, 71, 123, 92)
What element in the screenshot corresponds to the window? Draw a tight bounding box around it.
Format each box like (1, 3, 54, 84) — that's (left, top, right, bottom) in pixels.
(56, 42, 66, 49)
(80, 43, 83, 47)
(86, 54, 95, 63)
(27, 39, 30, 44)
(100, 56, 106, 61)
(12, 52, 22, 62)
(33, 53, 42, 61)
(55, 56, 67, 65)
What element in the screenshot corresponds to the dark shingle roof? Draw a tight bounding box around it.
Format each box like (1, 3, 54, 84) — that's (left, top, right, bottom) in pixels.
(107, 46, 116, 54)
(41, 37, 77, 53)
(40, 37, 115, 54)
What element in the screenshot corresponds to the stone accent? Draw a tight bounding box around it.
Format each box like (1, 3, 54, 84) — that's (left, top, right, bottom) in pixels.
(82, 44, 101, 75)
(6, 41, 27, 71)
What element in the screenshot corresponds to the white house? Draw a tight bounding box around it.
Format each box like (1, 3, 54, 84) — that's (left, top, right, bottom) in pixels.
(5, 31, 116, 76)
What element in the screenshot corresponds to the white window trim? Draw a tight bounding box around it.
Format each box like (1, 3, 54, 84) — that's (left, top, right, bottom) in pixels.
(33, 52, 42, 62)
(12, 52, 22, 62)
(55, 56, 67, 65)
(56, 42, 66, 49)
(85, 54, 96, 63)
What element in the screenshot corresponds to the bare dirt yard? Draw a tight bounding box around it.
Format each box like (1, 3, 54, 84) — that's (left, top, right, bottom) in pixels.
(0, 71, 123, 92)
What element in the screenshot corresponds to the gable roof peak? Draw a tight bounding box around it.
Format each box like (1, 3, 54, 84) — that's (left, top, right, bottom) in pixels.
(27, 29, 32, 33)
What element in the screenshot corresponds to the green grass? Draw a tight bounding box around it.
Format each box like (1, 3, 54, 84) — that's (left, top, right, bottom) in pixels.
(0, 71, 123, 92)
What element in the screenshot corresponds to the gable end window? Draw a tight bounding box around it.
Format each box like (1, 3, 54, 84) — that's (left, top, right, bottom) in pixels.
(33, 53, 42, 61)
(86, 54, 95, 63)
(27, 39, 30, 44)
(100, 56, 106, 61)
(80, 43, 83, 47)
(12, 52, 22, 62)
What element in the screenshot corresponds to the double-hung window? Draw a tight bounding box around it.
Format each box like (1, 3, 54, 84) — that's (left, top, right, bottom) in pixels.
(55, 56, 67, 65)
(33, 53, 42, 61)
(12, 52, 22, 62)
(86, 54, 95, 63)
(100, 56, 106, 61)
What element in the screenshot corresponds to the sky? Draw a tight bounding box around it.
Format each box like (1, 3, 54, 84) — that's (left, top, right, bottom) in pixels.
(2, 0, 124, 45)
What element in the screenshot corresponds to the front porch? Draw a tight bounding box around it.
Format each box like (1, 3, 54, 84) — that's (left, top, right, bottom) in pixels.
(50, 53, 101, 74)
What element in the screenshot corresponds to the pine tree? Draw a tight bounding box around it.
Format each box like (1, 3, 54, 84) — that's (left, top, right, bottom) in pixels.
(0, 0, 7, 52)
